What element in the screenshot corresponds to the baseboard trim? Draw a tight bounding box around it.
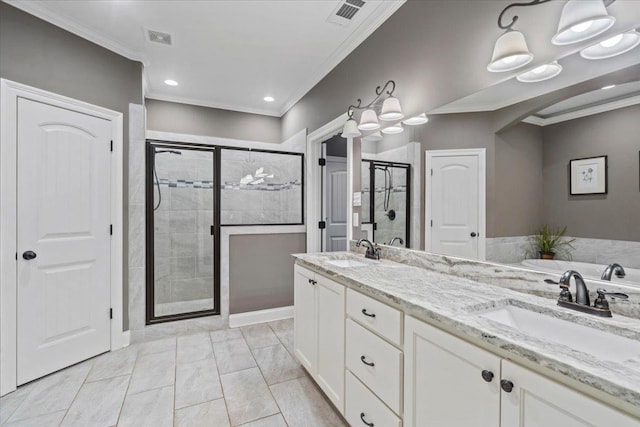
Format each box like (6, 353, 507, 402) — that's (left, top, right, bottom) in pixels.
(122, 330, 131, 348)
(229, 306, 293, 328)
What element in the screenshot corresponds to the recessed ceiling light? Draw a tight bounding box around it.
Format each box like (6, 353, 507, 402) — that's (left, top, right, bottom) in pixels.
(601, 85, 616, 90)
(263, 96, 275, 102)
(164, 79, 178, 86)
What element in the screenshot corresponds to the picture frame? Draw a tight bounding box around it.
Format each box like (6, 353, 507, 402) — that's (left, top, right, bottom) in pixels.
(569, 155, 607, 195)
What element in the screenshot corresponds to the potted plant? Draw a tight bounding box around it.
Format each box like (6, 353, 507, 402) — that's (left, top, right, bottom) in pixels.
(530, 225, 575, 260)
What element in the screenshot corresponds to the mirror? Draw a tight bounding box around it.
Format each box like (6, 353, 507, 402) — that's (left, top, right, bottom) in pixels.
(356, 67, 640, 288)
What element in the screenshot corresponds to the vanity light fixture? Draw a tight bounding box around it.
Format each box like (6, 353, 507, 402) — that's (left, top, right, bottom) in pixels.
(263, 96, 275, 102)
(343, 80, 413, 138)
(381, 122, 404, 135)
(164, 79, 178, 86)
(580, 30, 640, 59)
(403, 113, 429, 125)
(487, 30, 535, 72)
(516, 61, 563, 83)
(363, 131, 383, 142)
(551, 0, 615, 45)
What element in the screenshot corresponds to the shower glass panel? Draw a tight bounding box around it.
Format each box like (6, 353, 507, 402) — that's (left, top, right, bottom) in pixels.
(146, 142, 219, 323)
(220, 149, 303, 225)
(362, 160, 410, 247)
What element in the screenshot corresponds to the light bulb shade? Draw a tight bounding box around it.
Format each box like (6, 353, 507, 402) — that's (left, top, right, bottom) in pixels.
(580, 31, 640, 59)
(552, 0, 615, 45)
(403, 113, 429, 125)
(379, 97, 404, 121)
(341, 118, 362, 138)
(516, 61, 563, 83)
(487, 30, 534, 72)
(381, 123, 404, 135)
(358, 109, 381, 130)
(364, 131, 383, 142)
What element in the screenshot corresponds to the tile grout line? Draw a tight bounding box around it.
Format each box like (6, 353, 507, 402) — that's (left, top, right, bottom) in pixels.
(208, 331, 232, 427)
(114, 345, 140, 426)
(263, 322, 293, 427)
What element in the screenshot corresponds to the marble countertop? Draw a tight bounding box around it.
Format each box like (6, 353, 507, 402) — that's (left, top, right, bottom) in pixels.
(293, 251, 640, 415)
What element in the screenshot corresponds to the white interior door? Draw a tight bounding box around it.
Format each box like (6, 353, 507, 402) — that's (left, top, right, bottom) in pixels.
(426, 150, 485, 260)
(17, 98, 112, 385)
(324, 157, 348, 252)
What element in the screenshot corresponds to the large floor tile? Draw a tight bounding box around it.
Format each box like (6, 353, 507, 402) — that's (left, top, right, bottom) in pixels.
(0, 388, 31, 424)
(210, 328, 243, 343)
(137, 337, 176, 356)
(86, 346, 138, 382)
(118, 385, 174, 427)
(8, 363, 91, 422)
(252, 344, 304, 385)
(239, 413, 288, 427)
(220, 367, 279, 426)
(177, 332, 214, 364)
(241, 324, 280, 350)
(270, 377, 346, 427)
(60, 375, 129, 426)
(127, 350, 175, 395)
(174, 399, 230, 427)
(175, 357, 223, 409)
(213, 338, 256, 374)
(266, 318, 293, 334)
(272, 328, 295, 357)
(4, 411, 66, 427)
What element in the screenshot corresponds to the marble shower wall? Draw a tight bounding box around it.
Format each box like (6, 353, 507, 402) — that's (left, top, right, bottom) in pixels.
(486, 236, 640, 269)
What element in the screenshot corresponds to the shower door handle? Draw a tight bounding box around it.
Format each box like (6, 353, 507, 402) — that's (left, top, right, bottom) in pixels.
(210, 225, 215, 236)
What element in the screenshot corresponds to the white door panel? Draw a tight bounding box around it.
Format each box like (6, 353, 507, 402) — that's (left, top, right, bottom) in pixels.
(17, 98, 112, 384)
(428, 153, 481, 259)
(325, 158, 347, 252)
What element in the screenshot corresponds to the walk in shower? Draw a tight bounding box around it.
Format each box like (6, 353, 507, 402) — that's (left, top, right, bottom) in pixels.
(361, 160, 410, 247)
(146, 142, 219, 323)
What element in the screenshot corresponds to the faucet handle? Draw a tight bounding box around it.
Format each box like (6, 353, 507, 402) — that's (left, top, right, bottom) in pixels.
(594, 288, 629, 311)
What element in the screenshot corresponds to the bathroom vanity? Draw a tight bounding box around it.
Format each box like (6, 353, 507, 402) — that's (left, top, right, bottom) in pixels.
(292, 250, 640, 426)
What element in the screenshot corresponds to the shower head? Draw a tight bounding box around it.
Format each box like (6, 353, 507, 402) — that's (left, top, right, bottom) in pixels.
(154, 149, 182, 155)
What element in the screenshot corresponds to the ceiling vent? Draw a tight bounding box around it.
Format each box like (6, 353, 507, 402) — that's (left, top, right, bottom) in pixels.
(146, 29, 173, 46)
(327, 0, 366, 26)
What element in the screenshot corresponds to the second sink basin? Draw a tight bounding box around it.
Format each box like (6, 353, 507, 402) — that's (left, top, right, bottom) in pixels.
(325, 259, 368, 268)
(478, 304, 640, 363)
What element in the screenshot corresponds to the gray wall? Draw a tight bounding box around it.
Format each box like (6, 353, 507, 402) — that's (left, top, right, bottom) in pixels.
(542, 105, 640, 242)
(146, 99, 281, 144)
(0, 3, 143, 329)
(229, 233, 306, 314)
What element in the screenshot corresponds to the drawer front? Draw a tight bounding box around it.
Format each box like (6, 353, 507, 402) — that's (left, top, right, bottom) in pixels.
(347, 289, 403, 346)
(346, 371, 402, 427)
(346, 319, 403, 414)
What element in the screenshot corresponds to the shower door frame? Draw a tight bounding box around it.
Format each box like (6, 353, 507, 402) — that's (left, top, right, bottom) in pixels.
(361, 159, 411, 247)
(145, 140, 221, 324)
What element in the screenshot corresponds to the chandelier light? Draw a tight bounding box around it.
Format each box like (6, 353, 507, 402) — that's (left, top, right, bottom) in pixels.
(358, 109, 381, 131)
(552, 0, 615, 45)
(487, 30, 534, 72)
(381, 123, 404, 135)
(403, 113, 429, 125)
(516, 61, 563, 83)
(580, 30, 640, 59)
(363, 131, 383, 142)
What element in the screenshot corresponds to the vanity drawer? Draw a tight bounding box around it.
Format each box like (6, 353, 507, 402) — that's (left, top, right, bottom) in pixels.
(347, 288, 403, 346)
(346, 371, 402, 427)
(346, 319, 403, 414)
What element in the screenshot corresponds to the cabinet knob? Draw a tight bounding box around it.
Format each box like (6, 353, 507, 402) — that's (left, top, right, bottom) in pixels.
(481, 370, 494, 382)
(361, 308, 376, 318)
(500, 379, 514, 393)
(360, 412, 374, 427)
(360, 355, 375, 367)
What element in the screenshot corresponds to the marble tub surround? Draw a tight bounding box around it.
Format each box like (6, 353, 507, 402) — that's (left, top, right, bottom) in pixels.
(349, 241, 640, 319)
(294, 251, 640, 416)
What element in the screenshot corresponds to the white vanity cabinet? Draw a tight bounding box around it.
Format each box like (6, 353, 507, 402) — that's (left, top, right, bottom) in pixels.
(293, 265, 345, 413)
(404, 315, 638, 427)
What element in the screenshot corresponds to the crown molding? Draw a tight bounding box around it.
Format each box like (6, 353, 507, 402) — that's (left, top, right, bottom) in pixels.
(522, 94, 640, 126)
(145, 93, 282, 117)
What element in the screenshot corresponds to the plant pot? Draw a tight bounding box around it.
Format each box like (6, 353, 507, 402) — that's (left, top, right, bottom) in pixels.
(539, 252, 555, 260)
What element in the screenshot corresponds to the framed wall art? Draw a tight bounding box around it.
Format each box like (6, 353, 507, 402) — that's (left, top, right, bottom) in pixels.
(569, 155, 607, 195)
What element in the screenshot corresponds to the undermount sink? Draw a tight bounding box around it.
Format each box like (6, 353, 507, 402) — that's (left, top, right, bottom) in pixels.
(478, 304, 640, 363)
(325, 259, 368, 268)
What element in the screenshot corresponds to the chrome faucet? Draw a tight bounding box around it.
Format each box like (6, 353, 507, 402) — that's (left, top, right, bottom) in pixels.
(388, 237, 404, 246)
(552, 270, 628, 317)
(601, 263, 626, 281)
(356, 239, 380, 260)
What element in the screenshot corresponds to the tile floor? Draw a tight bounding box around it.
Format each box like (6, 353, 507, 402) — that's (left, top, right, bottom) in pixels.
(0, 319, 347, 427)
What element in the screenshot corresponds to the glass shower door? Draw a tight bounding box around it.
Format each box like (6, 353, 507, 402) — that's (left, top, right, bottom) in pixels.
(147, 142, 219, 323)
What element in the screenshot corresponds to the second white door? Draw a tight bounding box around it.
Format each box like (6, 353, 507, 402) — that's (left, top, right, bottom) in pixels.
(17, 97, 113, 385)
(324, 156, 348, 252)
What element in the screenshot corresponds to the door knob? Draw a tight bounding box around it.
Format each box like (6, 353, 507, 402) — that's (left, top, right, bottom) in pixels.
(22, 251, 37, 260)
(470, 232, 477, 237)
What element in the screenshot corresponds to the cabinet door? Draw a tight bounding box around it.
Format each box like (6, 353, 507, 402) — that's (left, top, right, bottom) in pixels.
(404, 316, 501, 427)
(294, 267, 316, 373)
(501, 360, 639, 427)
(316, 275, 346, 413)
